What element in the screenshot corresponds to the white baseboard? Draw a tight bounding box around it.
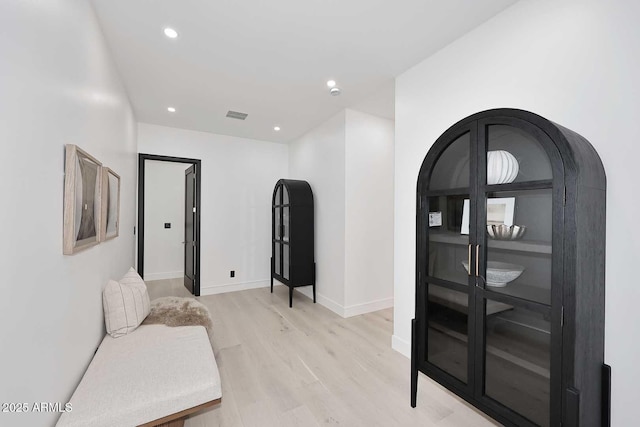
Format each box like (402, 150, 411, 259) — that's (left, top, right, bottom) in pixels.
(296, 287, 393, 318)
(392, 334, 411, 358)
(200, 279, 393, 320)
(343, 297, 394, 318)
(200, 279, 270, 296)
(289, 287, 343, 316)
(144, 271, 183, 281)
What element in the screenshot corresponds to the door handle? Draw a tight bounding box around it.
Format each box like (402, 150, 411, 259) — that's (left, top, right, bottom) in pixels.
(476, 245, 480, 277)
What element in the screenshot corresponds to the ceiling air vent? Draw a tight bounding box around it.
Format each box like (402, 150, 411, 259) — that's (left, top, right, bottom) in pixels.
(226, 110, 248, 120)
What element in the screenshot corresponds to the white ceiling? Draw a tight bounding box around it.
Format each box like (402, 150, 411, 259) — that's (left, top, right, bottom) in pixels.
(91, 0, 516, 143)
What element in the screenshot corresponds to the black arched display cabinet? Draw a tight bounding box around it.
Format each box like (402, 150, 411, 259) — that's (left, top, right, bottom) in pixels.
(271, 179, 316, 307)
(411, 109, 609, 427)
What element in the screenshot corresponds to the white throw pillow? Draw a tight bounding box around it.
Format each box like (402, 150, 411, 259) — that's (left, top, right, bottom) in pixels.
(103, 268, 151, 337)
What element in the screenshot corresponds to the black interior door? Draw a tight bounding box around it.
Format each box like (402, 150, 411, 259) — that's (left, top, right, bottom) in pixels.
(184, 164, 197, 294)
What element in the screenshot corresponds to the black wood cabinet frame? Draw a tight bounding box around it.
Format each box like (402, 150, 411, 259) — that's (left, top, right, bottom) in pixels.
(270, 179, 316, 307)
(411, 109, 609, 427)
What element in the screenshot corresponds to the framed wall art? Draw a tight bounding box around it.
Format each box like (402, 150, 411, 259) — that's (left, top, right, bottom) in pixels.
(460, 197, 515, 235)
(63, 144, 103, 254)
(100, 167, 120, 241)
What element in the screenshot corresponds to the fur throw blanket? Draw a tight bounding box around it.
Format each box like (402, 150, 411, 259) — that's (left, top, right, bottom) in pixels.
(142, 297, 214, 344)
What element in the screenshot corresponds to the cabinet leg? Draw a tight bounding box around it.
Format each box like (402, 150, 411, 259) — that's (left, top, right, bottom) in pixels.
(313, 284, 316, 303)
(411, 318, 418, 408)
(289, 287, 293, 308)
(270, 257, 273, 293)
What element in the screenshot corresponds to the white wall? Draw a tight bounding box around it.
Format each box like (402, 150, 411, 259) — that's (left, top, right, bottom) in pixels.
(144, 160, 190, 280)
(0, 1, 137, 426)
(289, 112, 347, 310)
(393, 0, 640, 425)
(344, 110, 394, 315)
(289, 110, 395, 316)
(138, 123, 288, 295)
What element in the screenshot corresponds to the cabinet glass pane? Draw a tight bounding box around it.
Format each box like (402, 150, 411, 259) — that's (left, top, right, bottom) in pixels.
(484, 189, 552, 305)
(275, 185, 282, 205)
(487, 125, 552, 184)
(275, 207, 281, 240)
(484, 300, 550, 426)
(427, 283, 468, 383)
(275, 244, 281, 275)
(283, 185, 289, 205)
(283, 207, 290, 242)
(283, 244, 289, 280)
(427, 195, 470, 286)
(428, 132, 470, 190)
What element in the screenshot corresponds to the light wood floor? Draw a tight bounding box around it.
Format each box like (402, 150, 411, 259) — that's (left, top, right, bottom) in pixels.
(146, 279, 501, 427)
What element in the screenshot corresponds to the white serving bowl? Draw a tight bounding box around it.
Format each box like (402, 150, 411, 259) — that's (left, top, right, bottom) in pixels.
(462, 260, 525, 287)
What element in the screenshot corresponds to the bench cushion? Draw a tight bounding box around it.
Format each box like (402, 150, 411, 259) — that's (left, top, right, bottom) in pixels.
(56, 325, 221, 427)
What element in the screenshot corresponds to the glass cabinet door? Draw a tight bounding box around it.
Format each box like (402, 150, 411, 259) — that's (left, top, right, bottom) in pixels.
(273, 184, 284, 277)
(425, 130, 472, 385)
(283, 244, 289, 280)
(275, 207, 281, 240)
(274, 243, 281, 275)
(477, 123, 557, 426)
(283, 207, 290, 242)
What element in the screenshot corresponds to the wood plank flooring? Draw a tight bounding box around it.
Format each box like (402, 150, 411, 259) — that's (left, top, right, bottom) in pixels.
(146, 279, 501, 427)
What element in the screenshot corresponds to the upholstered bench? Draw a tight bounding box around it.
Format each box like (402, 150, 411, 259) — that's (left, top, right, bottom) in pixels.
(56, 324, 221, 427)
(57, 268, 221, 427)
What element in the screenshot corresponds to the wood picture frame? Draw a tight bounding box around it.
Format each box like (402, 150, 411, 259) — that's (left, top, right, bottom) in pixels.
(63, 144, 103, 254)
(100, 167, 121, 241)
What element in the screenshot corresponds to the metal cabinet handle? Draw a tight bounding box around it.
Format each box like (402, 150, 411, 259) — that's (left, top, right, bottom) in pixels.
(476, 245, 480, 277)
(468, 244, 472, 276)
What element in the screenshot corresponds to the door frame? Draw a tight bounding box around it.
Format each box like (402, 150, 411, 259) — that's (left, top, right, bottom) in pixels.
(137, 153, 202, 296)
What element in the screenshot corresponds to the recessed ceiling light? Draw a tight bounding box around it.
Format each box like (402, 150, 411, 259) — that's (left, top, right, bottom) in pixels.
(164, 28, 178, 39)
(330, 87, 341, 96)
(274, 126, 281, 131)
(326, 80, 336, 88)
(167, 107, 176, 112)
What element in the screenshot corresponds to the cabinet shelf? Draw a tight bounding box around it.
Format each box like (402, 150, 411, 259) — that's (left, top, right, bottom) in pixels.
(429, 321, 550, 379)
(429, 280, 550, 313)
(429, 231, 551, 254)
(485, 179, 553, 193)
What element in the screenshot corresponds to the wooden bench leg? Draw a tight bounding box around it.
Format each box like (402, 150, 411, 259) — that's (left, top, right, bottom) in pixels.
(139, 398, 221, 427)
(155, 417, 185, 427)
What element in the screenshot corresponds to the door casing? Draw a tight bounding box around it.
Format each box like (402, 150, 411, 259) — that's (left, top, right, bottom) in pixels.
(137, 153, 202, 296)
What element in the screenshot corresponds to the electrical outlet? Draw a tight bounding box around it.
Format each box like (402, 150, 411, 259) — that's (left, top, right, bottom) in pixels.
(230, 270, 235, 278)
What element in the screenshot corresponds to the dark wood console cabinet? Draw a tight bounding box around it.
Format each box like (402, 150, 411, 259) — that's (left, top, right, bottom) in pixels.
(411, 109, 609, 427)
(271, 179, 315, 307)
